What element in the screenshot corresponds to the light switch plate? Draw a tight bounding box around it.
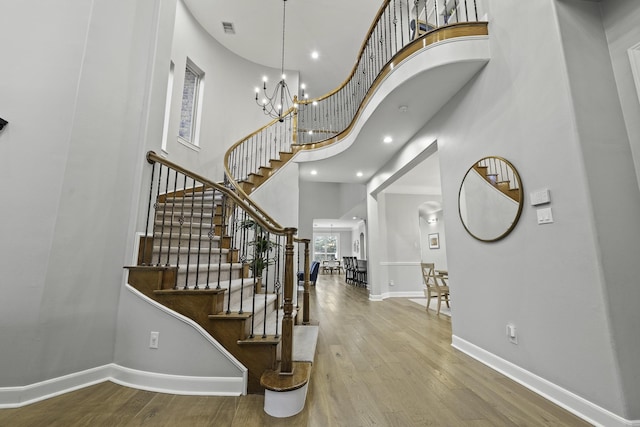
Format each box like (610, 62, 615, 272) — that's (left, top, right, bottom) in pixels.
(537, 207, 554, 224)
(530, 189, 551, 206)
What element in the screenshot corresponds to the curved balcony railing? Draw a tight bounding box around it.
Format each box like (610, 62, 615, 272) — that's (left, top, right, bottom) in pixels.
(224, 0, 487, 197)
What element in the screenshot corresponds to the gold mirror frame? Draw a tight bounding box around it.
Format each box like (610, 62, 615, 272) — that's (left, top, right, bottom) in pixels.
(458, 156, 524, 242)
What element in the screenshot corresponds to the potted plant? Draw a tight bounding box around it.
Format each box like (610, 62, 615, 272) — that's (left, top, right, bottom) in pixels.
(239, 219, 279, 293)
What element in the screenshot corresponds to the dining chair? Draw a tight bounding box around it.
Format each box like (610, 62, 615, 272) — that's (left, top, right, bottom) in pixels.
(420, 263, 450, 314)
(343, 257, 354, 284)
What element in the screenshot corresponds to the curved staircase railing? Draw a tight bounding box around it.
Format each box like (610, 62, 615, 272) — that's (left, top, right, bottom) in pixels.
(126, 151, 300, 390)
(224, 0, 487, 197)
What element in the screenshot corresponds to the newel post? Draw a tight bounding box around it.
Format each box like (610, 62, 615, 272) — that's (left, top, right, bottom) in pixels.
(302, 239, 311, 325)
(292, 95, 298, 144)
(280, 227, 297, 374)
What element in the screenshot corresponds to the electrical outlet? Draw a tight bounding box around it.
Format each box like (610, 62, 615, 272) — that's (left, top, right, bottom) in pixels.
(149, 331, 159, 349)
(506, 324, 518, 344)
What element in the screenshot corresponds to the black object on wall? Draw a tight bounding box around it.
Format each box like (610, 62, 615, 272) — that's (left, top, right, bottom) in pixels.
(0, 117, 7, 131)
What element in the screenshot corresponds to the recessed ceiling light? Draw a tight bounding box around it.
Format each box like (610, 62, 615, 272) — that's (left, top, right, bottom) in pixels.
(383, 136, 393, 143)
(310, 170, 318, 175)
(356, 171, 363, 177)
(311, 51, 319, 59)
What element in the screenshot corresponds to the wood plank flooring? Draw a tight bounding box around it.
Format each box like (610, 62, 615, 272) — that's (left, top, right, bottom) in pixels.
(0, 273, 590, 426)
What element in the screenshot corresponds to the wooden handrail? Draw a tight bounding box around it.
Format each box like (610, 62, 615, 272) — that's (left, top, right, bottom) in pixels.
(223, 13, 488, 192)
(147, 151, 290, 236)
(146, 150, 300, 376)
(293, 21, 488, 148)
(222, 106, 297, 206)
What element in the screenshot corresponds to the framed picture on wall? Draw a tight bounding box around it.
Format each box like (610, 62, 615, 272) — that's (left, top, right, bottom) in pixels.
(428, 233, 440, 249)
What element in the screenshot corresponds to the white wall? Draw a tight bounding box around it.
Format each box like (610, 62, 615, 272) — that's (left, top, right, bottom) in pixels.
(0, 0, 176, 387)
(556, 0, 640, 418)
(250, 161, 300, 230)
(114, 287, 244, 379)
(601, 0, 640, 192)
(350, 221, 368, 259)
(600, 0, 640, 413)
(0, 0, 281, 399)
(419, 211, 447, 269)
(161, 0, 299, 181)
(376, 193, 446, 295)
(365, 0, 636, 421)
(297, 181, 366, 239)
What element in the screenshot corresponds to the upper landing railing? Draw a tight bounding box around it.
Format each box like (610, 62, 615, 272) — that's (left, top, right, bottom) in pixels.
(224, 0, 488, 196)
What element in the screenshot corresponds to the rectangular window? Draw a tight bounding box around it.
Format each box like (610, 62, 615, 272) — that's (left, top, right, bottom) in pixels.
(313, 233, 339, 262)
(161, 61, 174, 154)
(178, 59, 204, 146)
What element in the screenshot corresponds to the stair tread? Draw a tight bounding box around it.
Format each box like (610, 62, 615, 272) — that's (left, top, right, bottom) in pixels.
(152, 246, 229, 254)
(261, 361, 311, 392)
(237, 335, 280, 345)
(154, 287, 226, 295)
(153, 232, 223, 240)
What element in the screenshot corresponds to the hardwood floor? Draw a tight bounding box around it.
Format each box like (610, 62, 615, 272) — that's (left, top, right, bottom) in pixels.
(0, 273, 590, 426)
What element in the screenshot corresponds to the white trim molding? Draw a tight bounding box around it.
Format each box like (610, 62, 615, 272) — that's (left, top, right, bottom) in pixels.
(0, 364, 244, 409)
(628, 42, 640, 107)
(369, 290, 424, 301)
(452, 336, 640, 427)
(380, 261, 421, 266)
(110, 365, 244, 397)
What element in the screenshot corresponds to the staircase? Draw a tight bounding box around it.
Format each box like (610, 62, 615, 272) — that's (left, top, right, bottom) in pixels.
(123, 1, 488, 410)
(126, 153, 316, 395)
(237, 150, 295, 195)
(473, 158, 521, 202)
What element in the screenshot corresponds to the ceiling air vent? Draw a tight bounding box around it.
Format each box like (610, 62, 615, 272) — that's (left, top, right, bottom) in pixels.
(222, 22, 235, 34)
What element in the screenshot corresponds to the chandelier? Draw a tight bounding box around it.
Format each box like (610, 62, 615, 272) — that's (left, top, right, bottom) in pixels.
(254, 0, 302, 122)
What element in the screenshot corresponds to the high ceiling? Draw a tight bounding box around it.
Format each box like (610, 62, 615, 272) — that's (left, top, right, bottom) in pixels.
(182, 0, 381, 97)
(180, 0, 482, 225)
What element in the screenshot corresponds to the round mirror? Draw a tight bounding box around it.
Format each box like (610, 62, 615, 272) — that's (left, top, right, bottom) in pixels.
(458, 156, 523, 242)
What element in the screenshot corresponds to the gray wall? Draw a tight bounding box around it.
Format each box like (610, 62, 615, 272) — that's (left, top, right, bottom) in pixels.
(162, 0, 296, 180)
(0, 0, 282, 392)
(116, 0, 296, 383)
(556, 0, 640, 417)
(366, 0, 637, 419)
(298, 181, 366, 239)
(419, 211, 447, 270)
(601, 0, 640, 192)
(0, 0, 172, 386)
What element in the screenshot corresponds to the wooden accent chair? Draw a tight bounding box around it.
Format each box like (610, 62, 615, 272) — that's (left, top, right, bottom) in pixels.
(420, 263, 450, 314)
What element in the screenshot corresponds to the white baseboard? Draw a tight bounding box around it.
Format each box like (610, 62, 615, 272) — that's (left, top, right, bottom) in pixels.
(0, 363, 244, 409)
(452, 336, 640, 427)
(369, 291, 424, 301)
